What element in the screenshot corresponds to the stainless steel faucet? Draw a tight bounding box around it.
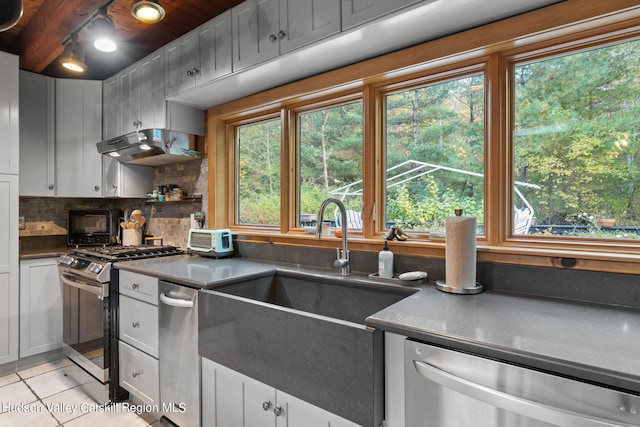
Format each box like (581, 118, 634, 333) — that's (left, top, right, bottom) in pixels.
(316, 198, 350, 277)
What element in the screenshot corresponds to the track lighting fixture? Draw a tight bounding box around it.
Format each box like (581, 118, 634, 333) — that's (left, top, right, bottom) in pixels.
(91, 9, 117, 53)
(131, 0, 165, 24)
(61, 34, 86, 73)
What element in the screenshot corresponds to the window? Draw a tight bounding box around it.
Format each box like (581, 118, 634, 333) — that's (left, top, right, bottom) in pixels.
(384, 73, 485, 233)
(513, 38, 640, 239)
(236, 118, 281, 225)
(298, 101, 363, 228)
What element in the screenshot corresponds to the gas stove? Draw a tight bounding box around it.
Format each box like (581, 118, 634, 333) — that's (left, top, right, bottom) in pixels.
(58, 245, 183, 283)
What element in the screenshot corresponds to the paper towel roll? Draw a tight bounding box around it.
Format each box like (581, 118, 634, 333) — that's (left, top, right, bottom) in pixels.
(438, 213, 482, 293)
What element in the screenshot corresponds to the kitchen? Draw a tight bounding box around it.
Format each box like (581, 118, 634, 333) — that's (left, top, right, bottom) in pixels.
(2, 0, 640, 426)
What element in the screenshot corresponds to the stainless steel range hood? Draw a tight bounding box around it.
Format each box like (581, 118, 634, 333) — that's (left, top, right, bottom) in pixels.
(97, 129, 201, 166)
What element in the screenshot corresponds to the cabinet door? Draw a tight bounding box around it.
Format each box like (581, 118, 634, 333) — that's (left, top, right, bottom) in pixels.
(0, 52, 18, 175)
(275, 390, 330, 427)
(165, 32, 199, 97)
(19, 71, 56, 196)
(103, 74, 120, 139)
(0, 174, 18, 365)
(19, 258, 62, 358)
(55, 79, 103, 198)
(244, 373, 277, 427)
(119, 341, 160, 405)
(279, 0, 341, 54)
(119, 294, 158, 358)
(102, 156, 153, 198)
(197, 10, 233, 86)
(341, 0, 423, 30)
(139, 50, 166, 130)
(119, 64, 141, 134)
(232, 0, 280, 72)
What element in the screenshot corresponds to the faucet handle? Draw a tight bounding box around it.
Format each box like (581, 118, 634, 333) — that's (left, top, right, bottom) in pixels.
(334, 258, 349, 268)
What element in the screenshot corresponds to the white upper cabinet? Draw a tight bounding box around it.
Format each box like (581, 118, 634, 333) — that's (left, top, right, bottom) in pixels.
(55, 79, 103, 198)
(279, 0, 341, 54)
(119, 63, 141, 134)
(139, 49, 167, 130)
(232, 0, 280, 71)
(19, 71, 56, 196)
(341, 0, 422, 30)
(232, 0, 341, 72)
(0, 52, 19, 175)
(103, 74, 120, 139)
(165, 10, 232, 97)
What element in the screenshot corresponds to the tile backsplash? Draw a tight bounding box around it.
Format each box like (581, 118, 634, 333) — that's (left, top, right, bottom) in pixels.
(19, 159, 208, 248)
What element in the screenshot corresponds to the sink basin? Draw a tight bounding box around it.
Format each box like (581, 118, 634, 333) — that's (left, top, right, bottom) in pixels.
(198, 270, 416, 427)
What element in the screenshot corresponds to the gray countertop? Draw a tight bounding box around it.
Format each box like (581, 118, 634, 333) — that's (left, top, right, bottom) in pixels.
(366, 284, 640, 394)
(114, 254, 278, 288)
(115, 253, 640, 394)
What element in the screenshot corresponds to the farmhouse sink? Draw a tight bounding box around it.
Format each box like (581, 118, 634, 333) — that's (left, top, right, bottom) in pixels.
(198, 270, 417, 427)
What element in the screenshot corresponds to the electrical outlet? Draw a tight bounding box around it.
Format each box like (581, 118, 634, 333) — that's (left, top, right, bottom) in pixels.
(18, 216, 25, 230)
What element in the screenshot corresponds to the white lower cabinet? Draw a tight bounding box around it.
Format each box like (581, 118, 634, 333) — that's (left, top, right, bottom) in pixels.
(201, 357, 359, 427)
(119, 341, 160, 405)
(118, 271, 159, 406)
(19, 258, 62, 358)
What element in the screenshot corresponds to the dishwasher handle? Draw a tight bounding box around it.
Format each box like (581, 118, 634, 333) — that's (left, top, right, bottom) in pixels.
(413, 360, 632, 427)
(160, 292, 194, 308)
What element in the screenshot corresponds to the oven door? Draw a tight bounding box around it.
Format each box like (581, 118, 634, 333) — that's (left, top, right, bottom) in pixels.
(60, 271, 109, 382)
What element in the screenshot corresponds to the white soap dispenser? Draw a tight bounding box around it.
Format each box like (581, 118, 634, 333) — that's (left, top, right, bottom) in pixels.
(378, 239, 394, 278)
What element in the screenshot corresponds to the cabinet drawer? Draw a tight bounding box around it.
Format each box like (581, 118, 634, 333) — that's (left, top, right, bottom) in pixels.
(120, 270, 157, 304)
(119, 341, 159, 405)
(119, 294, 158, 357)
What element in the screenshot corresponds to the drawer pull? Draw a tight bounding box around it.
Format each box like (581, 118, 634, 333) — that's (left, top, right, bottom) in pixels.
(132, 371, 140, 378)
(132, 321, 140, 328)
(132, 283, 139, 290)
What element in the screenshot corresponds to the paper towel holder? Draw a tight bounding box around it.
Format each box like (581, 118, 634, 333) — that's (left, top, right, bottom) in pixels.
(436, 280, 483, 294)
(436, 209, 483, 294)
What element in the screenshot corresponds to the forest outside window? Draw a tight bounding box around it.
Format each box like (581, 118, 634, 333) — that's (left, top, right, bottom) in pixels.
(236, 118, 282, 226)
(513, 38, 640, 239)
(298, 101, 364, 229)
(384, 73, 485, 234)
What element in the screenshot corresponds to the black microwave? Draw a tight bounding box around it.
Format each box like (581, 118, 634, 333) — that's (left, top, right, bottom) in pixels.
(68, 209, 123, 246)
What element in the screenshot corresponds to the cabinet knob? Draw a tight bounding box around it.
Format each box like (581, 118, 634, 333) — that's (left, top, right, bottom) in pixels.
(274, 406, 284, 417)
(132, 321, 140, 328)
(192, 67, 200, 75)
(112, 184, 118, 189)
(278, 30, 286, 40)
(132, 371, 140, 378)
(269, 34, 277, 42)
(262, 401, 272, 411)
(132, 283, 139, 290)
(94, 185, 100, 191)
(48, 184, 54, 190)
(137, 120, 142, 127)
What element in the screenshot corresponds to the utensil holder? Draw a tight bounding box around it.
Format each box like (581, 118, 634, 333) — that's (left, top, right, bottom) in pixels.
(122, 228, 142, 246)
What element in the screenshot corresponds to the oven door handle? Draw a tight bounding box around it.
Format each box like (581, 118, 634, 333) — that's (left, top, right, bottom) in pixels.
(60, 273, 104, 299)
(160, 292, 194, 308)
(413, 360, 631, 427)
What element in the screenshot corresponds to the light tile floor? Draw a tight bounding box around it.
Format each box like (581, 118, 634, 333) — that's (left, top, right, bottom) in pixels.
(0, 359, 160, 427)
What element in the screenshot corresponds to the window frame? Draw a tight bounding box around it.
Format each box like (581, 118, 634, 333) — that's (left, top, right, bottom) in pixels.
(206, 4, 640, 274)
(290, 93, 366, 235)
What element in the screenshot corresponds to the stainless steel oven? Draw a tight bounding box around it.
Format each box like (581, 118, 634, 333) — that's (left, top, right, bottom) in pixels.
(57, 245, 182, 404)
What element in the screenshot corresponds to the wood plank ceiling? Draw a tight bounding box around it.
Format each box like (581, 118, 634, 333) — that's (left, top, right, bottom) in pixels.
(0, 0, 244, 80)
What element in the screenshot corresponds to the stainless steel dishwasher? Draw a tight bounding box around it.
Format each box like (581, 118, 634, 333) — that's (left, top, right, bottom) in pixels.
(405, 339, 640, 427)
(159, 280, 200, 427)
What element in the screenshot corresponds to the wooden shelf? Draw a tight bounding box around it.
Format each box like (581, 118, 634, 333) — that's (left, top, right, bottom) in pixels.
(145, 195, 203, 205)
